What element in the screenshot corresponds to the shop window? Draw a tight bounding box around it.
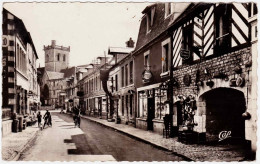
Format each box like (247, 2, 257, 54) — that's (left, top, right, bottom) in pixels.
(182, 23, 193, 64)
(214, 4, 231, 54)
(138, 91, 147, 118)
(122, 96, 124, 116)
(129, 61, 133, 84)
(130, 94, 133, 116)
(121, 66, 124, 87)
(155, 88, 169, 119)
(126, 95, 128, 116)
(115, 74, 118, 91)
(125, 64, 128, 86)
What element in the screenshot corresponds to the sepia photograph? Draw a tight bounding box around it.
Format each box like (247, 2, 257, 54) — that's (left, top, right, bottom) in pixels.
(1, 1, 258, 162)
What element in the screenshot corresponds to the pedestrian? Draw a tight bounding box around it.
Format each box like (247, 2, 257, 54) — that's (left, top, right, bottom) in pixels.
(48, 114, 52, 127)
(43, 110, 51, 129)
(37, 111, 42, 129)
(73, 106, 81, 128)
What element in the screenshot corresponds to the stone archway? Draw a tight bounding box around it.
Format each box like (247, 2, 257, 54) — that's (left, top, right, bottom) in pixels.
(198, 87, 246, 143)
(42, 84, 50, 106)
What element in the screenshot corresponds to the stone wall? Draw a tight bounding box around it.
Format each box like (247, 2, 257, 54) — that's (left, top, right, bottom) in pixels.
(173, 47, 251, 97)
(172, 47, 255, 147)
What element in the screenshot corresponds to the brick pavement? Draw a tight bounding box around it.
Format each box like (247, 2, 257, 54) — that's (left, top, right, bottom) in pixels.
(80, 115, 251, 162)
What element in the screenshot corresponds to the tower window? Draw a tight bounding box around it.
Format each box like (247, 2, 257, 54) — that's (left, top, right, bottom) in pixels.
(63, 55, 66, 61)
(46, 54, 49, 62)
(57, 53, 60, 61)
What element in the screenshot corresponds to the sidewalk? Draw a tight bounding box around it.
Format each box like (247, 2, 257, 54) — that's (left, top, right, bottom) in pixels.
(1, 124, 39, 161)
(80, 115, 250, 162)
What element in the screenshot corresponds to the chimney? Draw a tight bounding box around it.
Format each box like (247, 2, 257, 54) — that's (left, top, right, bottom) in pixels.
(51, 40, 56, 47)
(126, 37, 135, 48)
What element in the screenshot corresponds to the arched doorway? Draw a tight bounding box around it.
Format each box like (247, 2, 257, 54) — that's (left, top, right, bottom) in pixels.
(42, 84, 50, 106)
(199, 88, 246, 143)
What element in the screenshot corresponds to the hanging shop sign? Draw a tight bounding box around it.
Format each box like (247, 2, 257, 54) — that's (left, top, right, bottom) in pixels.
(180, 49, 190, 60)
(142, 70, 153, 83)
(2, 57, 6, 67)
(183, 74, 191, 86)
(2, 35, 9, 47)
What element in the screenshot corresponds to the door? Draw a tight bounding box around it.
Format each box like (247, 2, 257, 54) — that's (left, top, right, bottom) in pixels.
(147, 97, 155, 131)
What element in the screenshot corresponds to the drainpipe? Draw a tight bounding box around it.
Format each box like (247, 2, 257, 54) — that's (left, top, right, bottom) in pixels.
(169, 31, 174, 137)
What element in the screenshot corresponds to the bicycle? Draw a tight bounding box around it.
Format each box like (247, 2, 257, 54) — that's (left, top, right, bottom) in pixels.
(74, 115, 80, 128)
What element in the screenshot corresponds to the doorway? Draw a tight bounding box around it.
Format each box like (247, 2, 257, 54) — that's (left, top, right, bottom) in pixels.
(147, 97, 155, 131)
(200, 88, 246, 143)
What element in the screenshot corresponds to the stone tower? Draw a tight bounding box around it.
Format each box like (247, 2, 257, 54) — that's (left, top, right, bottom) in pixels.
(43, 40, 70, 72)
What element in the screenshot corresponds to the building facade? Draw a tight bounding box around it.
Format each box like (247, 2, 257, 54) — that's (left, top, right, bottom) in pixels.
(2, 8, 39, 116)
(133, 3, 190, 134)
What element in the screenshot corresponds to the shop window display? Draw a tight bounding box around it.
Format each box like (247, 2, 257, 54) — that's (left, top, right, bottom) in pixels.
(155, 88, 169, 119)
(139, 92, 147, 117)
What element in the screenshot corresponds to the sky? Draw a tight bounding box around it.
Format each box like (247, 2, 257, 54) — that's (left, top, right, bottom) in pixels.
(3, 2, 150, 67)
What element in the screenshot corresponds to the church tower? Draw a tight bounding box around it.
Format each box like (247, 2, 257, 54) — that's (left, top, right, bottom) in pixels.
(43, 40, 70, 72)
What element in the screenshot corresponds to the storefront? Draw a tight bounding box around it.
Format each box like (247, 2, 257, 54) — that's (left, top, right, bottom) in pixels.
(136, 83, 169, 134)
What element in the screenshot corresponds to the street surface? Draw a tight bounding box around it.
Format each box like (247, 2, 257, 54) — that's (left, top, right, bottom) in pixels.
(19, 111, 184, 161)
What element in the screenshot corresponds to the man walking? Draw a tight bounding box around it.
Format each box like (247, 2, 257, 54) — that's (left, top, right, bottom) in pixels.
(43, 110, 51, 129)
(37, 111, 42, 129)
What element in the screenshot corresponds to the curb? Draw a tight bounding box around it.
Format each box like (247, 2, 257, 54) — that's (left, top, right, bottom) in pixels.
(7, 128, 40, 161)
(62, 112, 193, 161)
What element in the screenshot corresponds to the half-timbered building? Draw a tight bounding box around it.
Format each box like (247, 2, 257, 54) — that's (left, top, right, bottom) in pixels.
(167, 2, 257, 153)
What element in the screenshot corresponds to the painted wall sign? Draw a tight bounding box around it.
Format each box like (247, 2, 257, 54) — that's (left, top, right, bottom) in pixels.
(2, 35, 9, 47)
(180, 49, 190, 60)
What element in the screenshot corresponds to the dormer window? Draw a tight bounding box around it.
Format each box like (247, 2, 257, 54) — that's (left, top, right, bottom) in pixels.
(146, 7, 155, 33)
(165, 3, 172, 18)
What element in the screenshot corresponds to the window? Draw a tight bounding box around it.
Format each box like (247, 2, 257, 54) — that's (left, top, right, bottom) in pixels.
(165, 3, 172, 18)
(144, 50, 150, 69)
(122, 96, 124, 116)
(63, 54, 66, 61)
(126, 95, 128, 116)
(125, 64, 128, 86)
(111, 77, 114, 92)
(249, 3, 258, 17)
(115, 74, 118, 91)
(138, 91, 147, 118)
(161, 38, 171, 73)
(121, 66, 124, 87)
(215, 4, 231, 54)
(129, 61, 133, 84)
(46, 54, 49, 62)
(182, 22, 193, 64)
(130, 94, 133, 116)
(155, 88, 169, 119)
(57, 53, 60, 61)
(146, 7, 155, 33)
